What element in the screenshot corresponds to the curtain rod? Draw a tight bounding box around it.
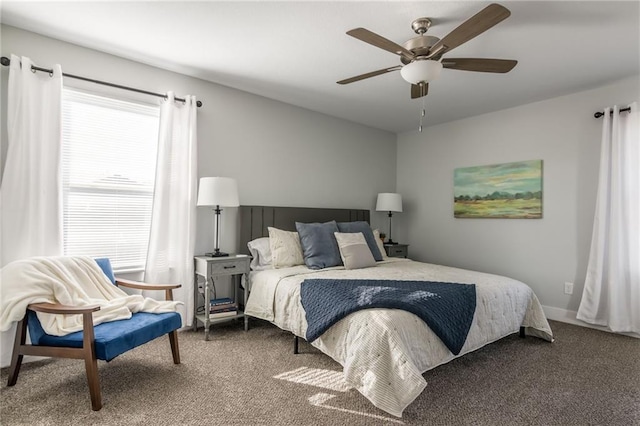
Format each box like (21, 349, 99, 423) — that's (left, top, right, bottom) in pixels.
(594, 106, 630, 118)
(0, 56, 202, 107)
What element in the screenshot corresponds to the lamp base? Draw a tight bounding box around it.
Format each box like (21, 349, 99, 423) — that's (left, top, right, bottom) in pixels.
(386, 240, 399, 245)
(205, 251, 229, 257)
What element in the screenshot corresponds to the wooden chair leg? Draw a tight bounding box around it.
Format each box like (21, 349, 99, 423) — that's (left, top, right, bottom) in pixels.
(168, 330, 180, 364)
(82, 312, 102, 411)
(7, 316, 28, 386)
(165, 290, 180, 364)
(84, 355, 101, 411)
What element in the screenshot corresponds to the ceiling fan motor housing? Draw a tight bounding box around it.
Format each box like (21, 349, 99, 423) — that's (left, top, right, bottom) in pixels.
(401, 35, 441, 64)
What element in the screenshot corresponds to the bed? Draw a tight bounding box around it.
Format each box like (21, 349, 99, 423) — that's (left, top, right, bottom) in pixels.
(240, 206, 553, 417)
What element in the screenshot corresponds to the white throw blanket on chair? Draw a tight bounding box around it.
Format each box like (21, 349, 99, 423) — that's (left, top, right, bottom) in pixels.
(0, 256, 182, 336)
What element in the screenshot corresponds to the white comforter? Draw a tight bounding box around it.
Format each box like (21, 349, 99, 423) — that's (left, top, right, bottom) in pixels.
(0, 256, 181, 336)
(245, 258, 553, 417)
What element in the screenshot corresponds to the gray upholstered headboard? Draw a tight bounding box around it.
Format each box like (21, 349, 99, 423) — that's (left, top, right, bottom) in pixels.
(238, 205, 370, 255)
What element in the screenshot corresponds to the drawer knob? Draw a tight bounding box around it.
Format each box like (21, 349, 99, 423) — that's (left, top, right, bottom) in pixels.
(223, 265, 237, 269)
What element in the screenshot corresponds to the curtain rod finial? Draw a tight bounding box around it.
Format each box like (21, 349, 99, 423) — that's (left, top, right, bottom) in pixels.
(1, 56, 10, 66)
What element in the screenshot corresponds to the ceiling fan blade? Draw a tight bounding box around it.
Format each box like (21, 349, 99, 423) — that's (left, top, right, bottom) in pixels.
(442, 58, 517, 73)
(428, 4, 511, 57)
(337, 65, 402, 85)
(410, 83, 429, 99)
(347, 28, 415, 60)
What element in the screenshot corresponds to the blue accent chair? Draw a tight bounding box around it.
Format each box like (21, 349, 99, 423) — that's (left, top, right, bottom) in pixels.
(6, 258, 182, 411)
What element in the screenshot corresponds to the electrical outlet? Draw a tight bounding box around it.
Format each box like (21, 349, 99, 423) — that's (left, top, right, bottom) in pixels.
(564, 282, 574, 295)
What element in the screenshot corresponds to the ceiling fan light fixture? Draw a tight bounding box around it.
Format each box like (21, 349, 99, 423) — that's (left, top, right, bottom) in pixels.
(400, 60, 443, 84)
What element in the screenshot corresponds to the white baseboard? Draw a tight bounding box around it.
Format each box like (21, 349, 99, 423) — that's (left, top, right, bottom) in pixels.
(542, 305, 639, 338)
(542, 305, 584, 325)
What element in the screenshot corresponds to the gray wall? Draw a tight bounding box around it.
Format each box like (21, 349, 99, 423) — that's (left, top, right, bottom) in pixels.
(0, 25, 398, 256)
(395, 75, 639, 315)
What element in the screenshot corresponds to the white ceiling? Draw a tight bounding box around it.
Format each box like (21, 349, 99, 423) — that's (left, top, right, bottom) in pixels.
(2, 1, 639, 133)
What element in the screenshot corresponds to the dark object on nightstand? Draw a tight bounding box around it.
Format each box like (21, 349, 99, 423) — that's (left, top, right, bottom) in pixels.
(384, 243, 409, 258)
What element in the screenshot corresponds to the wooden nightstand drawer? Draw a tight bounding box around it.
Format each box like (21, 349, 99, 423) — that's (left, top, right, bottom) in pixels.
(208, 258, 250, 276)
(384, 244, 408, 258)
(194, 256, 250, 276)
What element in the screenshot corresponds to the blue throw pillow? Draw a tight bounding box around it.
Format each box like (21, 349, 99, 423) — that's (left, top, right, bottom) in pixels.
(94, 257, 116, 284)
(295, 221, 342, 269)
(337, 221, 383, 261)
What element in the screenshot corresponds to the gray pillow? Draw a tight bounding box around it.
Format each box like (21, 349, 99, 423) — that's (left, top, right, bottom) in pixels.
(336, 221, 383, 261)
(295, 221, 342, 269)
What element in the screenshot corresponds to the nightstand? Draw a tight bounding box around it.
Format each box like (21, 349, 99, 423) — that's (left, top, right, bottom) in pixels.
(193, 254, 250, 341)
(384, 243, 409, 258)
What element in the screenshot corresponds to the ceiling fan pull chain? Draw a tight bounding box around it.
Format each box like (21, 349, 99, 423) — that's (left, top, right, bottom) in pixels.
(419, 97, 426, 132)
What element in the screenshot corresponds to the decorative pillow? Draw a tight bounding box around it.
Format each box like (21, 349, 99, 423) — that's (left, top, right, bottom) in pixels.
(373, 229, 389, 260)
(268, 227, 304, 268)
(337, 221, 383, 261)
(247, 237, 272, 270)
(94, 257, 115, 284)
(295, 221, 342, 269)
(334, 232, 376, 270)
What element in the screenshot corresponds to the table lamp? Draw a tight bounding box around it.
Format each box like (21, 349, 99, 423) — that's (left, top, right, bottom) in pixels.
(197, 177, 239, 257)
(376, 193, 403, 245)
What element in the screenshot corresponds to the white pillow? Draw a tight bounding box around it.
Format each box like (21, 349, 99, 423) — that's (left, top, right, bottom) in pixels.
(334, 232, 376, 270)
(373, 229, 389, 259)
(247, 237, 272, 270)
(268, 227, 305, 268)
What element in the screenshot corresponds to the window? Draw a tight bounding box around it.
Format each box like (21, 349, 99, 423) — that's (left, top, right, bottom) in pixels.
(62, 89, 160, 272)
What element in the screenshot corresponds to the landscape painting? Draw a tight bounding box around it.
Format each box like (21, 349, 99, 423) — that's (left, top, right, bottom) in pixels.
(454, 160, 542, 218)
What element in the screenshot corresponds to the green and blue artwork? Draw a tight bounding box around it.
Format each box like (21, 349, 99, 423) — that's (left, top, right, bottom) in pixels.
(454, 160, 542, 218)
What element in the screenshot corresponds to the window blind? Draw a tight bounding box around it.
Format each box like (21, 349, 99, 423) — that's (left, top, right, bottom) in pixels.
(62, 89, 160, 272)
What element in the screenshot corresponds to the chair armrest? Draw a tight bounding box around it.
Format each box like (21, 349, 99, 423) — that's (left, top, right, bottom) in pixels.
(115, 278, 181, 291)
(28, 302, 100, 315)
(115, 278, 181, 301)
(28, 303, 99, 363)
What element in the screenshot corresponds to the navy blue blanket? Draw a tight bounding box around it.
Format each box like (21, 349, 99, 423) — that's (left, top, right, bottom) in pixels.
(300, 279, 476, 355)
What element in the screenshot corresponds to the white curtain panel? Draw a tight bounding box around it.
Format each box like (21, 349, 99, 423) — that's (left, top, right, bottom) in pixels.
(144, 92, 198, 326)
(577, 102, 639, 333)
(0, 55, 63, 367)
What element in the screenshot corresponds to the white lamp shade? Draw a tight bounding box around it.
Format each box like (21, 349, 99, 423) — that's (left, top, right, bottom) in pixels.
(197, 177, 239, 207)
(400, 60, 443, 85)
(376, 193, 403, 212)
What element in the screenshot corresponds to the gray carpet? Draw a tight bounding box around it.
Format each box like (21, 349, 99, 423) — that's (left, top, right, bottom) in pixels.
(1, 319, 638, 425)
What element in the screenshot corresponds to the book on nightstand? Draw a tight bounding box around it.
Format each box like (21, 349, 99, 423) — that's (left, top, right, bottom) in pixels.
(209, 310, 238, 320)
(210, 297, 237, 312)
(210, 297, 234, 307)
(209, 303, 238, 313)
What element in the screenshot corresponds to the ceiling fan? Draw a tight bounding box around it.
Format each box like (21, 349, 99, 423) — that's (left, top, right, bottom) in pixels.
(337, 3, 517, 99)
